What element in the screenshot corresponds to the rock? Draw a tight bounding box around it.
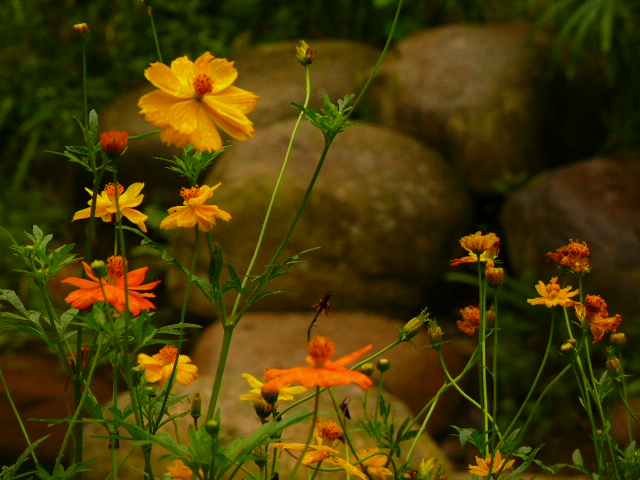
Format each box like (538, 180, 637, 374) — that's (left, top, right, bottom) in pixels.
(501, 151, 640, 320)
(369, 23, 558, 193)
(232, 39, 382, 126)
(0, 351, 112, 463)
(165, 119, 473, 315)
(190, 311, 466, 435)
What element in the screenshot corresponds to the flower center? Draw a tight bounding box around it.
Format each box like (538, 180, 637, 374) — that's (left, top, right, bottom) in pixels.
(546, 283, 561, 298)
(193, 74, 214, 96)
(180, 186, 202, 200)
(104, 183, 125, 196)
(107, 255, 126, 280)
(158, 345, 178, 363)
(307, 335, 335, 367)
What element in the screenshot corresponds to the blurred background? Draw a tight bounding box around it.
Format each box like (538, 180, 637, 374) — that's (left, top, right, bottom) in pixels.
(1, 0, 640, 473)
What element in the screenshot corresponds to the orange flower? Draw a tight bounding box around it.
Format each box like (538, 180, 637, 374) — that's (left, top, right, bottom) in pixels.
(576, 295, 623, 343)
(73, 182, 148, 233)
(450, 231, 500, 268)
(100, 131, 128, 155)
(546, 239, 590, 275)
(262, 335, 373, 392)
(527, 276, 579, 308)
(166, 459, 193, 480)
(358, 448, 393, 480)
(138, 52, 258, 152)
(136, 345, 199, 387)
(457, 305, 481, 336)
(62, 255, 160, 316)
(468, 450, 515, 477)
(160, 184, 231, 232)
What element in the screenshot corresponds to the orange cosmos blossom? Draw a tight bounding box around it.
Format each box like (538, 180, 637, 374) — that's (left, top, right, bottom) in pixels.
(138, 52, 258, 152)
(62, 255, 160, 316)
(73, 182, 148, 233)
(165, 460, 196, 480)
(262, 335, 373, 392)
(546, 239, 591, 275)
(468, 450, 515, 477)
(575, 294, 623, 343)
(100, 130, 128, 155)
(527, 276, 579, 308)
(160, 183, 231, 232)
(136, 345, 199, 388)
(450, 231, 500, 268)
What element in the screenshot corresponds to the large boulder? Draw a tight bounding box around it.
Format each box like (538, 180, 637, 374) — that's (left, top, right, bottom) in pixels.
(369, 23, 558, 194)
(501, 151, 640, 320)
(165, 119, 473, 315)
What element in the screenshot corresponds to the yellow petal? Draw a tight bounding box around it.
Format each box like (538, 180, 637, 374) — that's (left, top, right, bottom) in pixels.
(144, 61, 192, 98)
(139, 90, 181, 127)
(206, 57, 238, 93)
(169, 99, 201, 135)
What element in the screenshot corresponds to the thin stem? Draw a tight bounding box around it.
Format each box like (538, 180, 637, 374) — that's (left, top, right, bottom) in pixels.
(288, 387, 321, 480)
(146, 5, 162, 63)
(0, 364, 39, 465)
(491, 289, 499, 453)
(205, 324, 234, 421)
(478, 263, 490, 450)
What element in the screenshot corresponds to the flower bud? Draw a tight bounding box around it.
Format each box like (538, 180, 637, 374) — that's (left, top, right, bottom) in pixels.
(90, 260, 107, 278)
(610, 332, 626, 345)
(357, 363, 375, 377)
(418, 457, 447, 480)
(484, 266, 505, 287)
(427, 325, 444, 346)
(377, 359, 390, 373)
(606, 357, 622, 376)
(560, 342, 575, 354)
(205, 419, 220, 436)
(190, 393, 202, 421)
(72, 23, 90, 36)
(100, 131, 128, 156)
(253, 398, 274, 421)
(261, 388, 279, 406)
(401, 316, 426, 341)
(295, 40, 316, 66)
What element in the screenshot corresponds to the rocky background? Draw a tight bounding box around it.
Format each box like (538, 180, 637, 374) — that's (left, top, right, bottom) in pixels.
(2, 22, 638, 476)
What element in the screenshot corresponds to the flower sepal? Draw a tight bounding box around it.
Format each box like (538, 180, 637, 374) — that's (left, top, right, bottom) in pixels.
(292, 94, 357, 143)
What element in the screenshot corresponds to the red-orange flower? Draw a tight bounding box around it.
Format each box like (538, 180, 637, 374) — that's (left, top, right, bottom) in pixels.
(457, 306, 480, 336)
(575, 295, 623, 343)
(262, 335, 373, 392)
(450, 231, 500, 268)
(546, 239, 591, 275)
(100, 131, 128, 155)
(62, 255, 161, 316)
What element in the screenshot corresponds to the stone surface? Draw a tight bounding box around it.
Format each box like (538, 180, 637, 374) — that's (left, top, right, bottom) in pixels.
(369, 22, 558, 193)
(166, 119, 473, 315)
(501, 151, 640, 320)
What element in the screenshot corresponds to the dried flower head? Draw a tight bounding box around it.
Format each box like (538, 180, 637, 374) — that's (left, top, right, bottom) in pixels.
(546, 239, 590, 275)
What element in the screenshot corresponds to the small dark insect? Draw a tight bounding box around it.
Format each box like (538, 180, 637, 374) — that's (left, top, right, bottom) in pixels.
(339, 396, 351, 420)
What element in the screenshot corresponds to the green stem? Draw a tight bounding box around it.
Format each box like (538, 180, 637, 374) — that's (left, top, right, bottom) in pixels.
(227, 64, 313, 328)
(146, 5, 162, 63)
(153, 228, 200, 432)
(0, 364, 39, 465)
(289, 387, 321, 480)
(205, 324, 234, 421)
(491, 290, 499, 453)
(478, 263, 490, 450)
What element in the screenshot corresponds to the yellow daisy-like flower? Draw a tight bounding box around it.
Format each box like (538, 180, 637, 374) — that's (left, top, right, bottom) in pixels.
(468, 450, 515, 478)
(73, 182, 148, 232)
(160, 183, 231, 232)
(358, 448, 393, 480)
(450, 231, 500, 268)
(138, 52, 258, 152)
(238, 373, 308, 402)
(136, 345, 199, 388)
(527, 276, 580, 308)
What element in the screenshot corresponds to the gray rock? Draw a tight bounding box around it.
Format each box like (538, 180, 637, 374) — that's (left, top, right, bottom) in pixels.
(501, 152, 640, 320)
(369, 23, 557, 193)
(165, 119, 473, 314)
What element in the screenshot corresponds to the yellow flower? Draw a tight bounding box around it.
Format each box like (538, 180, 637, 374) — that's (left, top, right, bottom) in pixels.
(527, 276, 580, 308)
(136, 345, 198, 388)
(468, 450, 515, 478)
(166, 460, 193, 480)
(238, 373, 307, 402)
(450, 231, 500, 268)
(73, 182, 148, 232)
(358, 448, 393, 480)
(160, 184, 231, 232)
(138, 52, 258, 152)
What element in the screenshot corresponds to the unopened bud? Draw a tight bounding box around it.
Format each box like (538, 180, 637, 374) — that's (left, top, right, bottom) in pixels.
(418, 457, 446, 480)
(295, 40, 316, 66)
(560, 342, 575, 353)
(253, 398, 274, 421)
(377, 359, 390, 373)
(190, 393, 202, 420)
(91, 260, 107, 278)
(427, 325, 444, 346)
(606, 358, 622, 376)
(402, 316, 426, 341)
(484, 266, 505, 287)
(610, 332, 626, 345)
(72, 23, 90, 36)
(261, 388, 279, 406)
(357, 363, 375, 377)
(205, 420, 220, 435)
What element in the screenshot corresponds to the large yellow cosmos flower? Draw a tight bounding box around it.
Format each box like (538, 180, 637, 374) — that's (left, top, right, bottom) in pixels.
(73, 182, 148, 232)
(138, 52, 258, 152)
(136, 345, 199, 388)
